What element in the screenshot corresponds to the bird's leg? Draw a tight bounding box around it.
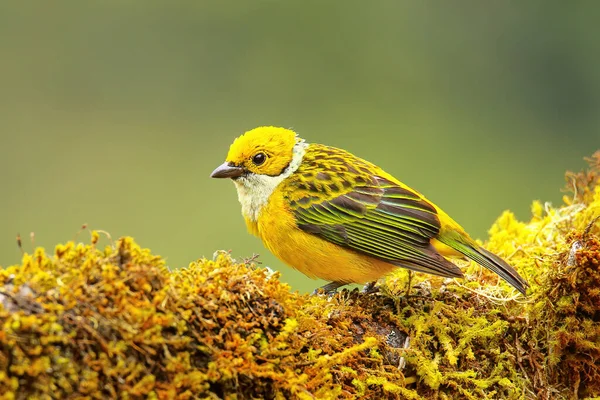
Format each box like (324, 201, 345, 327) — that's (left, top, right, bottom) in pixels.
(361, 280, 379, 294)
(313, 281, 346, 296)
(405, 271, 414, 297)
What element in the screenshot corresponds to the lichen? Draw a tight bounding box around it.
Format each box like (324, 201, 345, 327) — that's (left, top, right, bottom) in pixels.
(1, 151, 599, 399)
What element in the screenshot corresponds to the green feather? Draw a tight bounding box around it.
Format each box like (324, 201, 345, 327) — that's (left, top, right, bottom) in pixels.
(436, 231, 528, 295)
(291, 174, 464, 279)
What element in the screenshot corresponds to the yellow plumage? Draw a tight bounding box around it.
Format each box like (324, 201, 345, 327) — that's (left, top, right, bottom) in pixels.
(211, 126, 528, 294)
(248, 188, 398, 283)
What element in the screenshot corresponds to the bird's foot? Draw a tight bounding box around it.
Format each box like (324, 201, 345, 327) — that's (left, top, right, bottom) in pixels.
(361, 281, 379, 294)
(312, 281, 346, 296)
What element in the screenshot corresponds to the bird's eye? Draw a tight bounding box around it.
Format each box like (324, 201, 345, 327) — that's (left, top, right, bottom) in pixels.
(252, 152, 267, 166)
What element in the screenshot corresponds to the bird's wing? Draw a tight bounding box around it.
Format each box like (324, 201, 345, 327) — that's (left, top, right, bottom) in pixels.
(290, 175, 464, 278)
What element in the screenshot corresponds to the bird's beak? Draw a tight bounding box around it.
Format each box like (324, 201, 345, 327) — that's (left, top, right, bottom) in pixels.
(210, 162, 244, 179)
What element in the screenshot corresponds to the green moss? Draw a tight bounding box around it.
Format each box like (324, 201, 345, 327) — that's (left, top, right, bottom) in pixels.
(0, 151, 599, 399)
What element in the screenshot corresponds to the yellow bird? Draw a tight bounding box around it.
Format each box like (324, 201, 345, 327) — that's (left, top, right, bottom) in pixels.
(211, 126, 528, 295)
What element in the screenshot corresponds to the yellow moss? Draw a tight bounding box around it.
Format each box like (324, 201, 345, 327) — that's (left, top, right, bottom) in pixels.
(281, 317, 298, 335)
(0, 151, 599, 399)
(352, 377, 366, 396)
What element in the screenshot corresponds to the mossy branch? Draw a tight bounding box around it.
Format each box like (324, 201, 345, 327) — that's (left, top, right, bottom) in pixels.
(1, 151, 599, 399)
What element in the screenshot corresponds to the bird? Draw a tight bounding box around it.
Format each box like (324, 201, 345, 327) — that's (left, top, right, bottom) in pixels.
(210, 126, 528, 295)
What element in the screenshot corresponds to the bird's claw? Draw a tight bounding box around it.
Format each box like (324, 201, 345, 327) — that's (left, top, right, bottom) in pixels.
(311, 288, 336, 296)
(312, 281, 345, 296)
(361, 281, 379, 294)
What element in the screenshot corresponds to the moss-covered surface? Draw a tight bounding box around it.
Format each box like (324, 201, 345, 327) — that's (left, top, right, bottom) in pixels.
(1, 152, 599, 399)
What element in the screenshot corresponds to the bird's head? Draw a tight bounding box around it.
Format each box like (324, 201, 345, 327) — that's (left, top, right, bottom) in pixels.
(211, 126, 300, 179)
(211, 126, 308, 220)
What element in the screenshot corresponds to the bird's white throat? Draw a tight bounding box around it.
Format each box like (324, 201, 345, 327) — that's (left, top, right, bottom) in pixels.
(233, 140, 308, 222)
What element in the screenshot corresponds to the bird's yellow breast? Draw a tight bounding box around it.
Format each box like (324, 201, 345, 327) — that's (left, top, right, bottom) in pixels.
(245, 187, 397, 283)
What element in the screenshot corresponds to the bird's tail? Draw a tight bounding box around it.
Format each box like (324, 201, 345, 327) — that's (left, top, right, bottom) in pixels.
(437, 234, 528, 295)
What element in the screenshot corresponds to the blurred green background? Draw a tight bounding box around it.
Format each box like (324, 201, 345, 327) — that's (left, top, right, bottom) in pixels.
(1, 2, 598, 292)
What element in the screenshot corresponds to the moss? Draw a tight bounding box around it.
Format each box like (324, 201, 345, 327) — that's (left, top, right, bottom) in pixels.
(0, 151, 599, 399)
